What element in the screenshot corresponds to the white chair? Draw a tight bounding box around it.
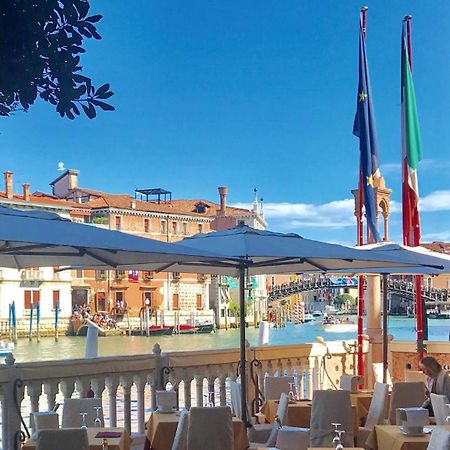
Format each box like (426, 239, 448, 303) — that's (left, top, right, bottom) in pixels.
(172, 409, 189, 450)
(187, 406, 233, 450)
(372, 363, 393, 388)
(264, 375, 294, 400)
(229, 380, 242, 419)
(31, 411, 59, 438)
(156, 389, 177, 412)
(309, 390, 354, 448)
(388, 382, 427, 425)
(275, 426, 310, 450)
(36, 428, 88, 450)
(427, 425, 450, 450)
(340, 374, 362, 393)
(264, 376, 294, 401)
(62, 398, 104, 428)
(357, 382, 389, 448)
(405, 370, 428, 385)
(249, 392, 290, 445)
(430, 393, 450, 425)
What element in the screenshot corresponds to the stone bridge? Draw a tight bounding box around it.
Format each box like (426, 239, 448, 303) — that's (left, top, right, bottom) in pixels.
(268, 277, 450, 306)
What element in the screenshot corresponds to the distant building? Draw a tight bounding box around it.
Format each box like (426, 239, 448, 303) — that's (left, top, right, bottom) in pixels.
(0, 169, 267, 327)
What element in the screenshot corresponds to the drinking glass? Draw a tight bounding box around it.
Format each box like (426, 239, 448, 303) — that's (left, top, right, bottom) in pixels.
(288, 382, 296, 402)
(208, 391, 214, 407)
(446, 404, 450, 423)
(80, 412, 88, 429)
(94, 406, 102, 427)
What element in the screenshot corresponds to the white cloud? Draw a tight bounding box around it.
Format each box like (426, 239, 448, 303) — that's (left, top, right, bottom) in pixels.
(420, 190, 450, 212)
(421, 230, 450, 242)
(380, 159, 450, 176)
(380, 162, 401, 175)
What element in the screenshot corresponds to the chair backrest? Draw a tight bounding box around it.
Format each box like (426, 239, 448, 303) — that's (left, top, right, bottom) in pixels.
(36, 429, 88, 450)
(62, 397, 104, 428)
(430, 393, 450, 426)
(372, 363, 393, 388)
(309, 390, 354, 447)
(229, 380, 242, 419)
(389, 382, 427, 425)
(264, 375, 294, 401)
(365, 382, 389, 430)
(172, 409, 189, 450)
(427, 425, 450, 450)
(276, 392, 290, 425)
(405, 370, 428, 385)
(187, 406, 233, 450)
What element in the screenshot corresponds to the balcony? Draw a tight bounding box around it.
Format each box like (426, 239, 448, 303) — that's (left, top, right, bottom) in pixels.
(21, 269, 44, 281)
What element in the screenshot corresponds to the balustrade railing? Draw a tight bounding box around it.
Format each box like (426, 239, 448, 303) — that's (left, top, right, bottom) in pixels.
(0, 339, 362, 450)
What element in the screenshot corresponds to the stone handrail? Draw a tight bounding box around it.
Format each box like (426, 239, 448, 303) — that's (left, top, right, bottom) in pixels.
(0, 339, 363, 450)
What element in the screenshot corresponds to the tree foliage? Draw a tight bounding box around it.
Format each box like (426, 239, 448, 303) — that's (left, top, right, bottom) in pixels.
(334, 294, 357, 307)
(0, 0, 114, 119)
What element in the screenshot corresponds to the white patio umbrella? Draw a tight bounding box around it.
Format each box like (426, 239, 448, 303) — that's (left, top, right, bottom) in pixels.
(0, 205, 237, 268)
(95, 225, 447, 425)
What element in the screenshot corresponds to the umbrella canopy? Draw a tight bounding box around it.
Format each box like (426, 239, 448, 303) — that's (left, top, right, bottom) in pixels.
(0, 205, 235, 269)
(350, 242, 450, 274)
(95, 225, 446, 275)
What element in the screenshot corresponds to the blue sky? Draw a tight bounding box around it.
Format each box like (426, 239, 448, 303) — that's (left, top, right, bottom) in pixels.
(1, 0, 450, 245)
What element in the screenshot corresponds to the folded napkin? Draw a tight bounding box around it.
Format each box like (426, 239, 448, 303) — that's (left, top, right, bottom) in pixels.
(95, 431, 122, 438)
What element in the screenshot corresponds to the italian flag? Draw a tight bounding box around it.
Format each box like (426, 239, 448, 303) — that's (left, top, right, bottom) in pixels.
(401, 24, 422, 247)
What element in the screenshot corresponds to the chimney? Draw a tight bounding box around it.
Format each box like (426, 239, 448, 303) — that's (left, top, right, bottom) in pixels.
(22, 183, 30, 202)
(4, 171, 13, 199)
(131, 199, 136, 209)
(218, 186, 228, 216)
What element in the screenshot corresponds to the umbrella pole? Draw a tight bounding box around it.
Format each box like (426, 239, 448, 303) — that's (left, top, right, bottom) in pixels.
(239, 265, 250, 427)
(382, 274, 389, 383)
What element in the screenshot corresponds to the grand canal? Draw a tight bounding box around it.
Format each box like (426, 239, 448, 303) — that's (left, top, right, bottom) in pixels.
(9, 317, 450, 362)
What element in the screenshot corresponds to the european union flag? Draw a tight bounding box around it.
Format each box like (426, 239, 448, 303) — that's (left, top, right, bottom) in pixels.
(353, 22, 381, 243)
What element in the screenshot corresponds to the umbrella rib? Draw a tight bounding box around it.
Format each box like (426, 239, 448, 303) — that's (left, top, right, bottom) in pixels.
(0, 242, 59, 253)
(83, 249, 118, 268)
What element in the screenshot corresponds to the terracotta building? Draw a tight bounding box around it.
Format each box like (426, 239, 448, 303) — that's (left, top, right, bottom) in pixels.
(0, 169, 267, 326)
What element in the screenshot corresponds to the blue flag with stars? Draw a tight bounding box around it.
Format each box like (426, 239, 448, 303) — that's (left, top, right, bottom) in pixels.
(353, 22, 381, 242)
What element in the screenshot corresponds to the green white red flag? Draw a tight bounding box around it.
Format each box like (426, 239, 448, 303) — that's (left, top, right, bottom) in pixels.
(401, 21, 422, 247)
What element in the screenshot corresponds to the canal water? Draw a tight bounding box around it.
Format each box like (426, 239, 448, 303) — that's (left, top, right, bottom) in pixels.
(10, 316, 450, 362)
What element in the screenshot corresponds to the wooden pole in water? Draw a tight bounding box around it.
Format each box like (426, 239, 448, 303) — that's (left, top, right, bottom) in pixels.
(55, 300, 59, 342)
(29, 303, 34, 341)
(36, 300, 41, 342)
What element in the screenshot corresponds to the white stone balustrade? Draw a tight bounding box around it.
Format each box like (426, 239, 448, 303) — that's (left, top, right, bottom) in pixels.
(0, 339, 363, 449)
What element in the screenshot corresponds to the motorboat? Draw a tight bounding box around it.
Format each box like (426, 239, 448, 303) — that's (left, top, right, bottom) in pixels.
(302, 313, 314, 323)
(312, 310, 323, 317)
(321, 315, 357, 332)
(0, 341, 14, 355)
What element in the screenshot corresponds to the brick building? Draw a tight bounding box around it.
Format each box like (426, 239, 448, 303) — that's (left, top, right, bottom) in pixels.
(0, 169, 267, 327)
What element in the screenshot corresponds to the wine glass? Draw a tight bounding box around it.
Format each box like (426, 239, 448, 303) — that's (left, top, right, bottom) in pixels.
(288, 382, 296, 402)
(80, 412, 88, 429)
(208, 391, 214, 407)
(94, 406, 102, 427)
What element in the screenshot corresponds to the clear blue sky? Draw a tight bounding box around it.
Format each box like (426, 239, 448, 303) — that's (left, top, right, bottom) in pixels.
(1, 0, 450, 245)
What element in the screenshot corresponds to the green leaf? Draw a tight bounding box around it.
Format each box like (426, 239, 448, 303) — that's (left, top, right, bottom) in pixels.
(91, 99, 115, 111)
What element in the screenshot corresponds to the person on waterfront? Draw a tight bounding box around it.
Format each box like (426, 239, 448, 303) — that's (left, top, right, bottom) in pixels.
(419, 356, 450, 414)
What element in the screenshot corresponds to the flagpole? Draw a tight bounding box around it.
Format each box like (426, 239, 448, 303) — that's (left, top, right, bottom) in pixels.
(357, 5, 368, 386)
(403, 15, 425, 357)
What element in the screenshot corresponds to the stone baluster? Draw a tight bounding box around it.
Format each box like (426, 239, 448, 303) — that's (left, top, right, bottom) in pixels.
(195, 375, 204, 407)
(120, 375, 134, 434)
(207, 375, 215, 406)
(276, 359, 284, 375)
(148, 372, 157, 412)
(218, 375, 227, 406)
(60, 378, 76, 400)
(75, 377, 91, 398)
(43, 380, 59, 411)
(27, 381, 42, 426)
(182, 376, 193, 410)
(106, 376, 120, 427)
(134, 373, 148, 434)
(91, 376, 106, 399)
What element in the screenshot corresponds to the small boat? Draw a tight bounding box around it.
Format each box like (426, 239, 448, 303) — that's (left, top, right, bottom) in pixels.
(322, 323, 358, 333)
(176, 323, 214, 334)
(0, 341, 14, 355)
(312, 310, 323, 317)
(302, 313, 314, 323)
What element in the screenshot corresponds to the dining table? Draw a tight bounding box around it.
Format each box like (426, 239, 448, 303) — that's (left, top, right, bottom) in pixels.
(365, 424, 441, 450)
(259, 400, 359, 435)
(144, 410, 249, 450)
(22, 427, 132, 450)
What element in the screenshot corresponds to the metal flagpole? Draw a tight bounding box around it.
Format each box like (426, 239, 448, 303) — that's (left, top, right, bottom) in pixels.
(404, 15, 427, 357)
(357, 5, 368, 386)
(382, 274, 389, 383)
(239, 264, 250, 428)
